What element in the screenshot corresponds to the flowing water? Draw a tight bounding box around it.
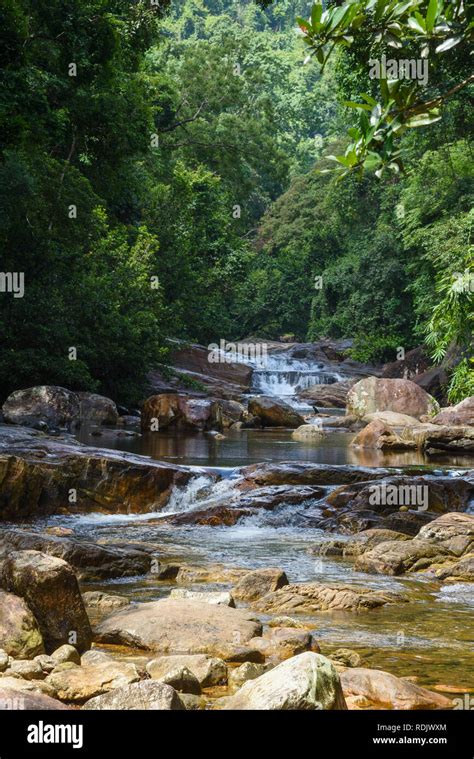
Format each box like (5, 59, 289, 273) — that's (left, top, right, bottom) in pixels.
(49, 355, 474, 696)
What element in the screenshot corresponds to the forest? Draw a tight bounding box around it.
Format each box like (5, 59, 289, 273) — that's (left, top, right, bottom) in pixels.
(1, 0, 472, 405)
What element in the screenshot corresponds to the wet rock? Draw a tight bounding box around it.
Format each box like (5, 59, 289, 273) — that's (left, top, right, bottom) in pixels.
(0, 676, 57, 699)
(0, 590, 44, 659)
(76, 393, 118, 426)
(0, 686, 71, 710)
(347, 377, 439, 420)
(436, 555, 474, 582)
(46, 651, 140, 702)
(83, 680, 184, 710)
(34, 654, 55, 674)
(147, 654, 227, 687)
(267, 616, 307, 629)
(329, 649, 362, 668)
(417, 513, 474, 556)
(95, 599, 262, 658)
(341, 668, 453, 710)
(0, 550, 92, 653)
(351, 420, 417, 450)
(0, 649, 9, 672)
(82, 591, 130, 613)
(362, 411, 422, 427)
(169, 341, 253, 392)
(169, 589, 235, 607)
(292, 425, 323, 442)
(247, 397, 304, 428)
(2, 386, 80, 429)
(219, 652, 347, 710)
(0, 531, 152, 581)
(176, 564, 248, 585)
(167, 505, 253, 527)
(239, 462, 394, 489)
(233, 568, 289, 602)
(355, 540, 450, 575)
(254, 583, 406, 614)
(0, 425, 194, 517)
(432, 397, 474, 427)
(314, 529, 411, 558)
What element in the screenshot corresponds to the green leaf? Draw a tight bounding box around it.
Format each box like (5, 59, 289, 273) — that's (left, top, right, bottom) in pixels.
(407, 16, 425, 33)
(296, 16, 312, 33)
(311, 3, 323, 27)
(405, 109, 441, 127)
(425, 0, 438, 33)
(343, 100, 372, 110)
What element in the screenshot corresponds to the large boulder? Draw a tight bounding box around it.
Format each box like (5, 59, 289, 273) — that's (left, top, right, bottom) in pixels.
(247, 397, 304, 428)
(0, 590, 44, 659)
(95, 599, 262, 658)
(341, 668, 452, 710)
(0, 424, 194, 518)
(83, 680, 184, 710)
(146, 654, 227, 687)
(219, 652, 347, 710)
(46, 651, 140, 702)
(141, 394, 244, 432)
(0, 551, 92, 653)
(253, 583, 405, 614)
(0, 530, 152, 581)
(351, 420, 416, 450)
(233, 568, 289, 602)
(299, 379, 357, 408)
(432, 397, 474, 427)
(2, 386, 80, 429)
(347, 378, 439, 420)
(76, 392, 118, 426)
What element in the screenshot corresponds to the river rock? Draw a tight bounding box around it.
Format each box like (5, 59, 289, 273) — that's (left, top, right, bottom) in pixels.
(436, 555, 474, 582)
(0, 531, 152, 581)
(7, 659, 45, 680)
(82, 591, 130, 615)
(176, 564, 248, 585)
(152, 665, 201, 695)
(0, 686, 70, 710)
(0, 676, 57, 698)
(169, 589, 235, 607)
(0, 590, 44, 659)
(228, 662, 269, 691)
(341, 668, 453, 709)
(432, 397, 474, 427)
(362, 411, 421, 426)
(147, 654, 227, 687)
(83, 680, 185, 710)
(292, 425, 323, 441)
(329, 649, 362, 668)
(34, 654, 55, 673)
(247, 397, 304, 428)
(233, 568, 289, 602)
(0, 650, 9, 672)
(299, 380, 356, 408)
(46, 652, 140, 702)
(351, 420, 417, 450)
(50, 644, 81, 666)
(76, 392, 118, 425)
(95, 599, 262, 658)
(0, 425, 194, 517)
(253, 583, 405, 614)
(0, 550, 92, 653)
(248, 628, 315, 660)
(347, 378, 439, 420)
(219, 652, 347, 710)
(239, 462, 394, 489)
(2, 386, 80, 429)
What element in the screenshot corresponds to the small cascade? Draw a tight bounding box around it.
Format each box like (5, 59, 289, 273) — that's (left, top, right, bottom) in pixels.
(161, 475, 240, 515)
(250, 353, 345, 402)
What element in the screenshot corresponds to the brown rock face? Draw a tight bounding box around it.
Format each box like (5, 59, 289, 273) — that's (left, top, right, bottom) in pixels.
(351, 419, 417, 450)
(0, 530, 152, 581)
(341, 668, 453, 710)
(170, 342, 253, 390)
(253, 583, 406, 614)
(46, 651, 140, 702)
(381, 346, 432, 381)
(432, 397, 474, 426)
(2, 386, 80, 429)
(0, 589, 44, 659)
(0, 550, 92, 653)
(0, 686, 71, 710)
(233, 568, 289, 602)
(248, 396, 304, 428)
(141, 394, 244, 432)
(0, 425, 194, 518)
(299, 379, 357, 408)
(95, 599, 262, 658)
(76, 393, 118, 425)
(347, 377, 439, 420)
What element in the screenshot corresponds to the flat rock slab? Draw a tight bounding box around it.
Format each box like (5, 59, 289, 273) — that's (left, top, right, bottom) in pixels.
(341, 668, 453, 710)
(46, 654, 140, 702)
(0, 686, 71, 710)
(95, 599, 262, 658)
(83, 680, 184, 710)
(254, 583, 407, 614)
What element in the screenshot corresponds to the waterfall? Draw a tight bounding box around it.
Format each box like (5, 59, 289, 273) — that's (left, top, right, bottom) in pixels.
(250, 353, 345, 399)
